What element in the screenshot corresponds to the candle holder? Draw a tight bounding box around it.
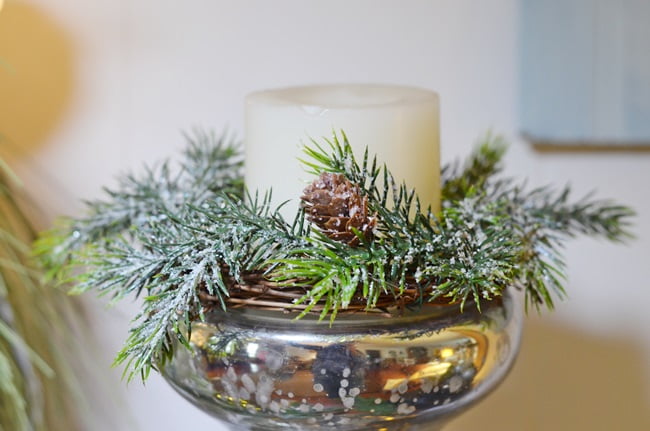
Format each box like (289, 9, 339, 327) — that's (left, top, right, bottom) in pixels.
(162, 291, 522, 431)
(36, 87, 633, 430)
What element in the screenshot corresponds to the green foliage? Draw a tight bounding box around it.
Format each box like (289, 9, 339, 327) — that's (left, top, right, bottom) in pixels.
(1, 159, 87, 430)
(286, 134, 520, 315)
(100, 192, 307, 380)
(35, 129, 243, 281)
(38, 129, 634, 382)
(440, 133, 508, 202)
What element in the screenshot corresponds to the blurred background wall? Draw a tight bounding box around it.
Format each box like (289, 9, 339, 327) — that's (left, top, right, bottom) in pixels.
(1, 1, 648, 430)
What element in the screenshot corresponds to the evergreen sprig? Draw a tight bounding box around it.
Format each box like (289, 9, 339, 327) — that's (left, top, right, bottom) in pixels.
(441, 133, 508, 201)
(487, 182, 633, 310)
(275, 135, 523, 314)
(37, 130, 633, 381)
(35, 129, 243, 280)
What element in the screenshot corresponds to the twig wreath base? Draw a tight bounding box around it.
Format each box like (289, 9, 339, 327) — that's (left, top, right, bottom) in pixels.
(199, 271, 447, 315)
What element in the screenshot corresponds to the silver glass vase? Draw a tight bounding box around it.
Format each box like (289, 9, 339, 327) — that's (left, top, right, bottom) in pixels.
(162, 291, 522, 431)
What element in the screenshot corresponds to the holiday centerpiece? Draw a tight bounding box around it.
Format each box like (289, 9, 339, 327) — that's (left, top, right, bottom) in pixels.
(37, 85, 632, 430)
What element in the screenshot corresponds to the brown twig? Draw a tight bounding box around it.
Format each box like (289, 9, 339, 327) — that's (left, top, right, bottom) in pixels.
(196, 271, 454, 316)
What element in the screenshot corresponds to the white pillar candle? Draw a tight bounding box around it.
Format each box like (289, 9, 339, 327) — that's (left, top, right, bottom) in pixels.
(245, 84, 440, 220)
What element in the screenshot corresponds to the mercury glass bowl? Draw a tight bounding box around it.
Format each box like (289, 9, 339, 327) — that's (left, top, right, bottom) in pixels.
(162, 291, 523, 431)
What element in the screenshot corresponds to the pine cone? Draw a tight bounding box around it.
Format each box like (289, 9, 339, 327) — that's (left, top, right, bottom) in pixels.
(301, 173, 377, 246)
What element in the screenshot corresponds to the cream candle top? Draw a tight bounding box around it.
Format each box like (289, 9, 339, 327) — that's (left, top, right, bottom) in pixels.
(245, 84, 440, 220)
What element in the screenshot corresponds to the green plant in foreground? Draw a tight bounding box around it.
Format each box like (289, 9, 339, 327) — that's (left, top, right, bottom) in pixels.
(36, 130, 633, 381)
(0, 159, 86, 430)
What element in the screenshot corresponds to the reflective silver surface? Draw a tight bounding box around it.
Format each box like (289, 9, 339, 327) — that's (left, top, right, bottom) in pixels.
(162, 291, 522, 430)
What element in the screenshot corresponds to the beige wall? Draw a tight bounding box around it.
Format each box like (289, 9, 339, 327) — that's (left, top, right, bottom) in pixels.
(1, 1, 648, 429)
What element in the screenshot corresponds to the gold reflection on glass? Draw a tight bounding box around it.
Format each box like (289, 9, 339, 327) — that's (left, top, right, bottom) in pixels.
(408, 362, 452, 381)
(439, 348, 454, 359)
(190, 327, 209, 346)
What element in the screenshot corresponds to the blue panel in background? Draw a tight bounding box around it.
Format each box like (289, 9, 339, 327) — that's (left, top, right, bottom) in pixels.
(519, 0, 650, 145)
